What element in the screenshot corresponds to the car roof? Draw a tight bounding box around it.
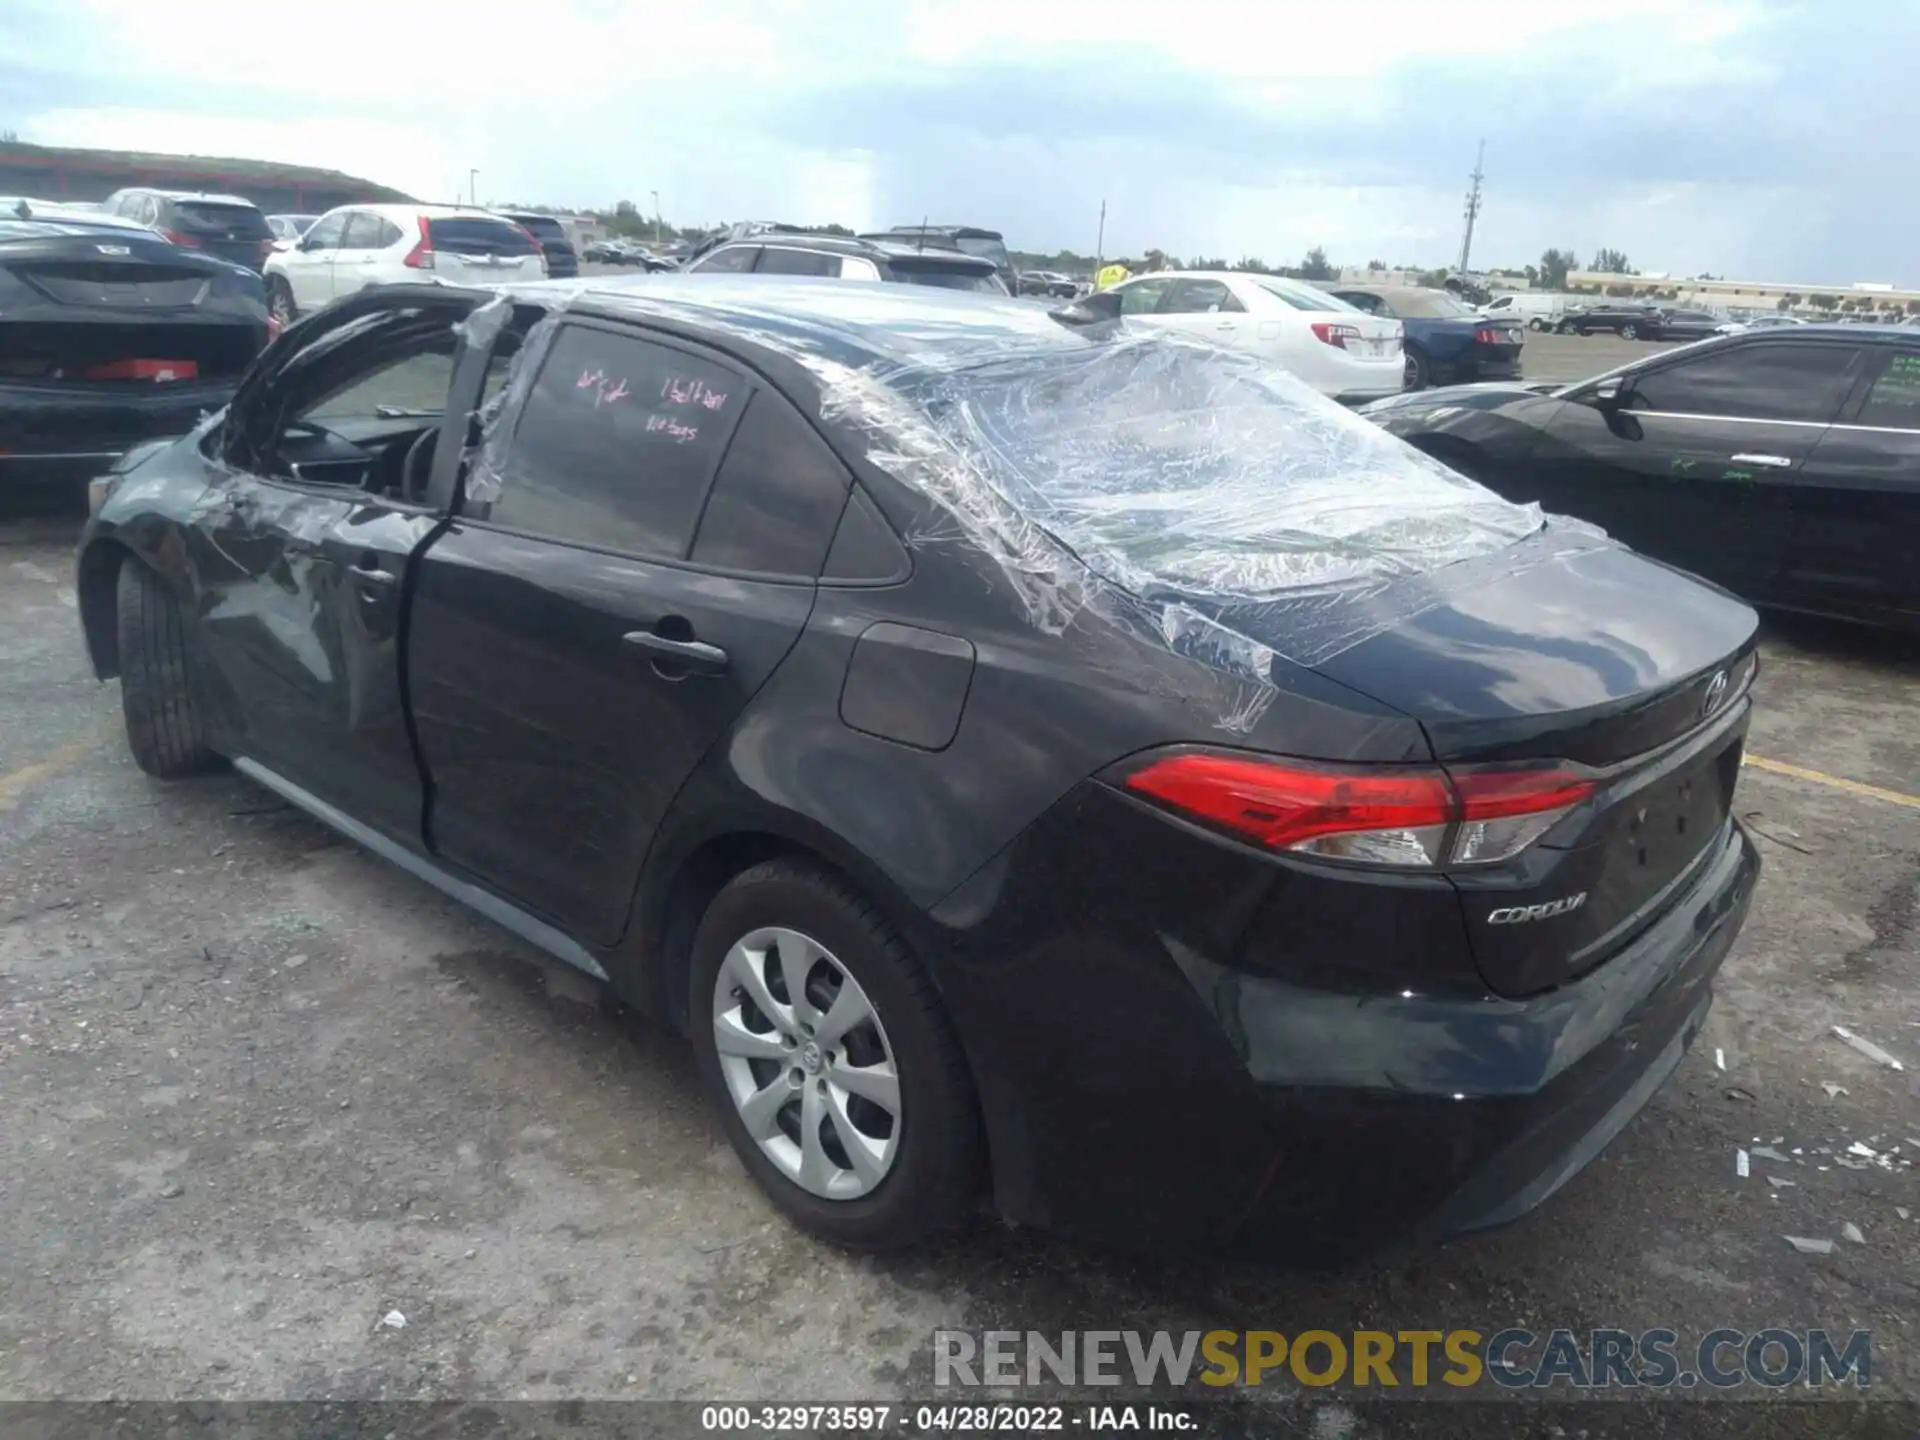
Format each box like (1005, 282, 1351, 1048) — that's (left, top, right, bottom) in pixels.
(1333, 285, 1447, 300)
(0, 216, 169, 243)
(0, 198, 154, 230)
(1743, 322, 1919, 343)
(417, 274, 1080, 372)
(710, 233, 996, 269)
(142, 190, 259, 207)
(873, 224, 1005, 240)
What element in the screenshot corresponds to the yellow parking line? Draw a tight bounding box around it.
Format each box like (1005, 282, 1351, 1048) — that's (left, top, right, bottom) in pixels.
(0, 729, 108, 811)
(1744, 753, 1920, 810)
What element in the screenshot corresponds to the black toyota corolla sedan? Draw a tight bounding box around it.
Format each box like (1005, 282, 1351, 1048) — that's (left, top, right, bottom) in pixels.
(1359, 325, 1920, 634)
(75, 276, 1760, 1261)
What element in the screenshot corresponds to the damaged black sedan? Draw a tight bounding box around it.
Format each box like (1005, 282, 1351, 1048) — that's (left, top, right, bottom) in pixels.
(77, 276, 1759, 1260)
(2, 216, 270, 496)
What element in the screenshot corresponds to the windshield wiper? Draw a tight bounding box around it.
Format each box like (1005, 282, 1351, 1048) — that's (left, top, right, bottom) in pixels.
(374, 405, 441, 419)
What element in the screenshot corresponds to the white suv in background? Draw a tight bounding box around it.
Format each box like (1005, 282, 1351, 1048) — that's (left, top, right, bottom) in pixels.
(1105, 271, 1406, 403)
(262, 204, 546, 324)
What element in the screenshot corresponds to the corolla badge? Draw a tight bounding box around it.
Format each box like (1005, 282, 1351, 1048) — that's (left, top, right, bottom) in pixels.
(1488, 893, 1587, 924)
(1702, 669, 1730, 717)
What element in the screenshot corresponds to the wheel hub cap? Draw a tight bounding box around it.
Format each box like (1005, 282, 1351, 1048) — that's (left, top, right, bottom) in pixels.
(711, 926, 902, 1200)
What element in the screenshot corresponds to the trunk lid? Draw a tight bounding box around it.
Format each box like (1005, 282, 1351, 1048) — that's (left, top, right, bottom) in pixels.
(1231, 540, 1761, 996)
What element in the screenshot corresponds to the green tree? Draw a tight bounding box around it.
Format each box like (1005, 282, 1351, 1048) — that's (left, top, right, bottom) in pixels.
(1230, 256, 1271, 273)
(1591, 247, 1634, 274)
(1538, 248, 1576, 288)
(1907, 299, 1920, 316)
(1415, 268, 1449, 288)
(1299, 245, 1336, 280)
(1809, 293, 1840, 312)
(1523, 263, 1540, 286)
(1365, 257, 1386, 271)
(1839, 298, 1858, 313)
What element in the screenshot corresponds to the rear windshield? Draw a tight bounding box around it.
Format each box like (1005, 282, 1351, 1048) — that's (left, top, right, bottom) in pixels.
(888, 338, 1544, 605)
(949, 235, 1011, 271)
(1256, 278, 1359, 313)
(1393, 291, 1476, 318)
(890, 261, 1004, 294)
(508, 216, 569, 242)
(172, 202, 271, 240)
(429, 218, 539, 256)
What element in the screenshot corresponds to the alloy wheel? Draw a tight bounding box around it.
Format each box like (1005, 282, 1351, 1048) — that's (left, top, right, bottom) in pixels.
(711, 926, 901, 1200)
(268, 285, 295, 327)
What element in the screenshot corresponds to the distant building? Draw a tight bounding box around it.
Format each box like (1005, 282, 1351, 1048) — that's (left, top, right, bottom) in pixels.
(1565, 270, 1920, 318)
(0, 141, 411, 215)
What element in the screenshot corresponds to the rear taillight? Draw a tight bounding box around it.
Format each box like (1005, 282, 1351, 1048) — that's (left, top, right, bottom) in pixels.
(1474, 326, 1502, 344)
(1116, 751, 1596, 869)
(1310, 321, 1362, 349)
(402, 216, 434, 270)
(162, 228, 200, 248)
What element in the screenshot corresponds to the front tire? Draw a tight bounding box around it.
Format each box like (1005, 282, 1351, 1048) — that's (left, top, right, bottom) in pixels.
(690, 860, 981, 1251)
(266, 276, 297, 328)
(116, 560, 221, 779)
(1620, 322, 1640, 341)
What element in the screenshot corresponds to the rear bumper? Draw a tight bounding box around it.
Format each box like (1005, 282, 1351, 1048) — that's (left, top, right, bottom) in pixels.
(0, 381, 235, 487)
(1465, 354, 1523, 381)
(930, 783, 1759, 1263)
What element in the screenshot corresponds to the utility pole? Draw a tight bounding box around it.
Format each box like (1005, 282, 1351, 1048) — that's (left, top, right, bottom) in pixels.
(468, 168, 479, 207)
(1457, 141, 1484, 274)
(651, 189, 661, 246)
(1094, 199, 1106, 278)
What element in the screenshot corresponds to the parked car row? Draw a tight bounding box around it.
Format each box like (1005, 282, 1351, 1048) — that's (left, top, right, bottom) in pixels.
(1360, 323, 1920, 632)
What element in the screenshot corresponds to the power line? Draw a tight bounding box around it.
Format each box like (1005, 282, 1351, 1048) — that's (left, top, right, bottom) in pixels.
(1458, 140, 1485, 273)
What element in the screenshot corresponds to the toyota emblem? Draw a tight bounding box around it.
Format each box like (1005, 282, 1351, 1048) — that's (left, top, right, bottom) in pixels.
(1702, 669, 1729, 717)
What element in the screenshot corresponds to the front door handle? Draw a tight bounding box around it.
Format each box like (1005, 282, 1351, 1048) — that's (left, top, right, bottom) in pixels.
(623, 628, 729, 675)
(1729, 452, 1793, 468)
(350, 554, 396, 587)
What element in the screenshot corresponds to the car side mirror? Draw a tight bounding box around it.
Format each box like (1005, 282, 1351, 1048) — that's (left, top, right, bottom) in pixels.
(1591, 376, 1626, 408)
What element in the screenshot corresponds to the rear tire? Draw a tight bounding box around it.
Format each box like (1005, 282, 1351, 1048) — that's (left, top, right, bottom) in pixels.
(116, 560, 221, 779)
(690, 860, 981, 1252)
(266, 277, 296, 328)
(1528, 317, 1546, 331)
(1404, 349, 1431, 391)
(1620, 322, 1639, 341)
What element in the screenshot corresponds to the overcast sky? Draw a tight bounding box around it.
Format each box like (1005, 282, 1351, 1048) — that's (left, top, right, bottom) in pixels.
(4, 0, 1911, 284)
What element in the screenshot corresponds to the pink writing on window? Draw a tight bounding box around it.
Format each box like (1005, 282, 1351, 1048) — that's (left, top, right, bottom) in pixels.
(645, 414, 701, 444)
(576, 367, 630, 408)
(660, 375, 730, 411)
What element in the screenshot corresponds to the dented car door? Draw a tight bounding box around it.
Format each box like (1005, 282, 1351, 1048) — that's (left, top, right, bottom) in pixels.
(187, 299, 481, 841)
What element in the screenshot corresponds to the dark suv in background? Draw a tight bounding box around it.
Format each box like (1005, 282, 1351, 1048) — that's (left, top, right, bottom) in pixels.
(860, 225, 1017, 295)
(101, 188, 276, 272)
(498, 212, 579, 279)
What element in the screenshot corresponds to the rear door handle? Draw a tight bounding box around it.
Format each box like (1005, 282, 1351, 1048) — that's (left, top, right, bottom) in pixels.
(623, 629, 729, 674)
(1729, 452, 1793, 468)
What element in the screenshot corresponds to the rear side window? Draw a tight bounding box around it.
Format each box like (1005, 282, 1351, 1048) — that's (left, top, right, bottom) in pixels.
(690, 393, 850, 575)
(483, 326, 747, 559)
(1854, 350, 1920, 429)
(1627, 343, 1858, 423)
(428, 217, 538, 256)
(171, 202, 271, 240)
(1163, 279, 1245, 314)
(511, 216, 568, 242)
(690, 245, 759, 273)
